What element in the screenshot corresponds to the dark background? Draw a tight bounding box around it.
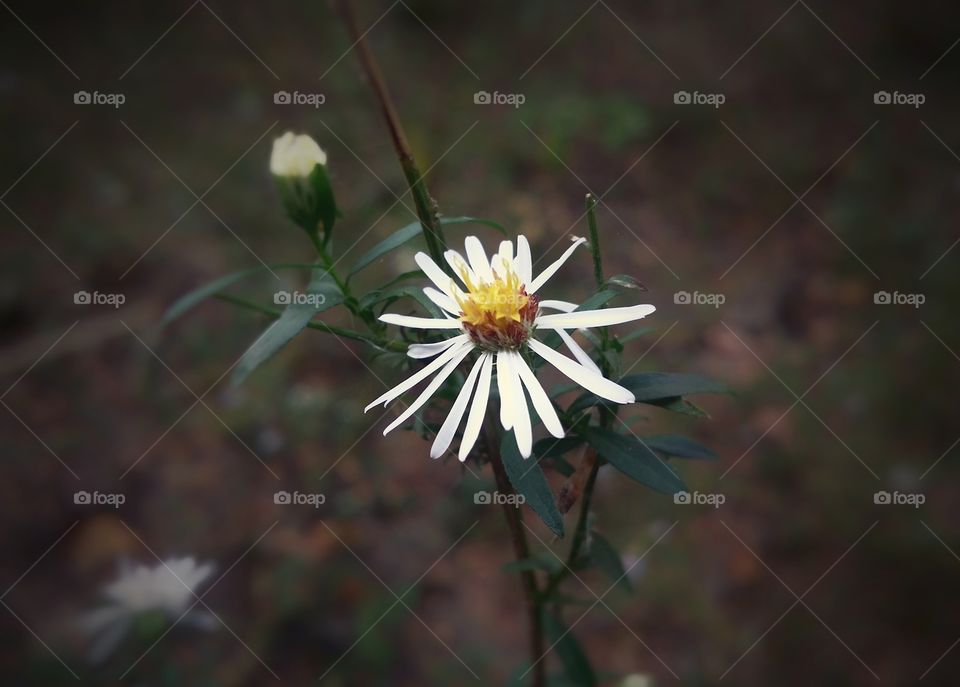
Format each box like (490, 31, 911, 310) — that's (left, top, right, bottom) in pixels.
(1, 1, 959, 684)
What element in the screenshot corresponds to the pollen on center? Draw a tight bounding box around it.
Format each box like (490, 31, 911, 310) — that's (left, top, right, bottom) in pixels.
(455, 262, 538, 350)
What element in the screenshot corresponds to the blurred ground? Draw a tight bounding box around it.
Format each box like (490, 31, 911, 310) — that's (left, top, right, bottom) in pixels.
(1, 0, 959, 685)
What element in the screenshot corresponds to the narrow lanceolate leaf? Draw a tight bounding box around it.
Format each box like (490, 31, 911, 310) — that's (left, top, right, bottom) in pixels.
(589, 531, 633, 593)
(620, 372, 729, 400)
(649, 396, 710, 417)
(161, 263, 327, 327)
(358, 284, 444, 319)
(532, 436, 584, 460)
(501, 430, 564, 538)
(348, 216, 506, 276)
(643, 434, 718, 460)
(604, 274, 647, 292)
(232, 270, 344, 385)
(543, 612, 597, 687)
(581, 427, 686, 495)
(568, 371, 729, 414)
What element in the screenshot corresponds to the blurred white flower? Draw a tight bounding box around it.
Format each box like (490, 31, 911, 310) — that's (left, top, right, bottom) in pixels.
(620, 674, 654, 687)
(270, 131, 327, 177)
(368, 234, 656, 459)
(79, 557, 216, 661)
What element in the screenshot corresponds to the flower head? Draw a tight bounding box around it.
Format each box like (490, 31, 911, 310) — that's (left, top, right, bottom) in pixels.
(367, 235, 656, 460)
(79, 557, 216, 660)
(270, 131, 327, 178)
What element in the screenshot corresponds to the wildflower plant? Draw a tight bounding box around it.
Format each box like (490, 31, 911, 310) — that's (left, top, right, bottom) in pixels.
(164, 5, 726, 684)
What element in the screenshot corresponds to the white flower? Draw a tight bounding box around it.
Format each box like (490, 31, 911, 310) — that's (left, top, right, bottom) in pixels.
(367, 235, 655, 459)
(79, 557, 216, 660)
(269, 131, 327, 178)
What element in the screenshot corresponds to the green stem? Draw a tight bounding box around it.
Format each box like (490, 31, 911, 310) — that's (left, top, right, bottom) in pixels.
(585, 194, 604, 290)
(214, 294, 406, 352)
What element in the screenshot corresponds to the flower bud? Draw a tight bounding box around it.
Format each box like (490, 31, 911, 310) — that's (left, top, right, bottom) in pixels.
(270, 132, 339, 245)
(270, 132, 327, 178)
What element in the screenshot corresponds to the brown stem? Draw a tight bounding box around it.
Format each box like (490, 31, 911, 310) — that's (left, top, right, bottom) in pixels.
(332, 0, 447, 266)
(485, 422, 546, 687)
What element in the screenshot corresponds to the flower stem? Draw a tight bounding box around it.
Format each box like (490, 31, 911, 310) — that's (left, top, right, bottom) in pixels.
(585, 193, 604, 290)
(332, 0, 448, 267)
(484, 420, 546, 687)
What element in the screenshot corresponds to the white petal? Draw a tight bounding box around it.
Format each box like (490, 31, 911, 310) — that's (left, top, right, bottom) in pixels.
(538, 299, 578, 313)
(496, 349, 514, 430)
(380, 313, 463, 329)
(528, 237, 587, 294)
(383, 344, 473, 434)
(514, 235, 532, 285)
(535, 304, 656, 329)
(464, 236, 494, 283)
(444, 249, 477, 288)
(512, 352, 564, 438)
(431, 354, 485, 458)
(459, 353, 493, 461)
(498, 240, 513, 264)
(415, 252, 462, 300)
(528, 338, 635, 404)
(552, 328, 601, 374)
(365, 339, 472, 410)
(506, 355, 533, 458)
(407, 335, 468, 359)
(423, 287, 461, 315)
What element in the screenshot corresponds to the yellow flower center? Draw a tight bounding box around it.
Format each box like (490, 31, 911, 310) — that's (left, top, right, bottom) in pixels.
(454, 262, 538, 349)
(456, 266, 528, 327)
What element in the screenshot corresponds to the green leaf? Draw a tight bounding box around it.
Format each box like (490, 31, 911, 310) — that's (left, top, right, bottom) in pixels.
(532, 436, 583, 478)
(349, 216, 505, 276)
(589, 531, 633, 593)
(358, 284, 443, 319)
(618, 326, 656, 343)
(643, 434, 717, 460)
(543, 612, 597, 687)
(500, 430, 564, 538)
(581, 427, 685, 495)
(532, 436, 584, 460)
(161, 263, 327, 327)
(650, 396, 710, 417)
(604, 273, 647, 291)
(621, 372, 729, 399)
(231, 269, 343, 385)
(568, 372, 728, 414)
